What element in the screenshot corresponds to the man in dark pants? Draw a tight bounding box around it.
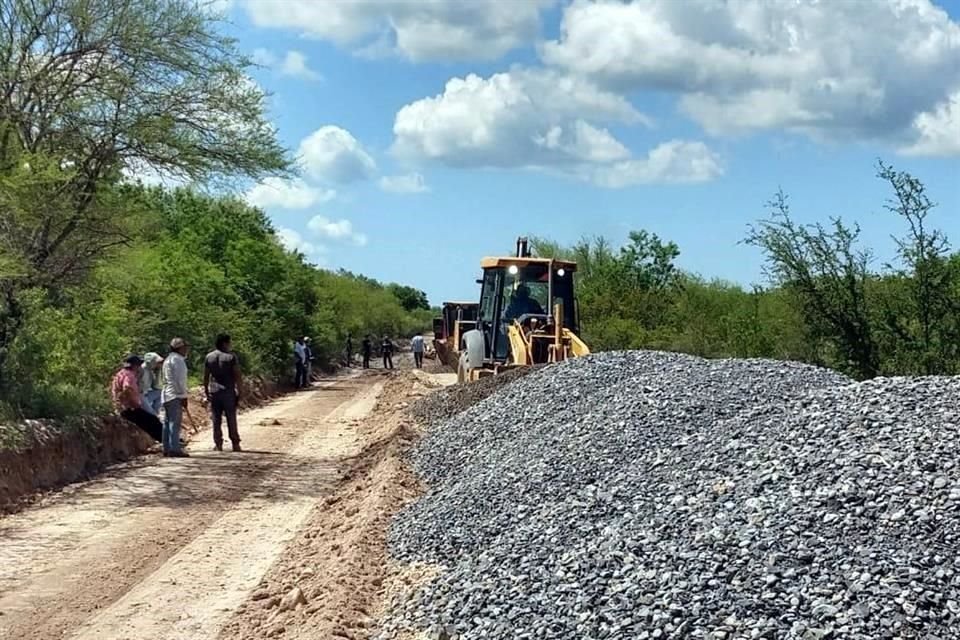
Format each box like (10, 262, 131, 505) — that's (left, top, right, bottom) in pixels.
(345, 333, 353, 366)
(204, 334, 243, 452)
(361, 335, 372, 369)
(112, 353, 164, 443)
(293, 336, 307, 388)
(411, 332, 425, 369)
(381, 335, 394, 370)
(303, 336, 314, 383)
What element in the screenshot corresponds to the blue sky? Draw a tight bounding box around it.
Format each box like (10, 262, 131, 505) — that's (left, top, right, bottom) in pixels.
(221, 0, 959, 305)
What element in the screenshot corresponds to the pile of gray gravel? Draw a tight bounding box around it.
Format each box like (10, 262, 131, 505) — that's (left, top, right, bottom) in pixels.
(409, 366, 537, 426)
(378, 351, 960, 640)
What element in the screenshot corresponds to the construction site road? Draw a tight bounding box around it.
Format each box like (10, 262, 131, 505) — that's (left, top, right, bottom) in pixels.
(0, 372, 394, 640)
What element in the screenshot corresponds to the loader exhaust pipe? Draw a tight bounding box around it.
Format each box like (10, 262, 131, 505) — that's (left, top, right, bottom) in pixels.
(516, 237, 530, 258)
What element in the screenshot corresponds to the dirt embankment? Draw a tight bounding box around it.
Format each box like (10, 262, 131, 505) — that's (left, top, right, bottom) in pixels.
(0, 375, 283, 512)
(217, 374, 433, 640)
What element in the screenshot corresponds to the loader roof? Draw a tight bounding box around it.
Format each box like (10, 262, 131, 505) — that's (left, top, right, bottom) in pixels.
(479, 257, 578, 270)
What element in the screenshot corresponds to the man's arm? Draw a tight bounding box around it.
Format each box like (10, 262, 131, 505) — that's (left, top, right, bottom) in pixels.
(234, 358, 243, 400)
(176, 358, 189, 406)
(203, 360, 211, 400)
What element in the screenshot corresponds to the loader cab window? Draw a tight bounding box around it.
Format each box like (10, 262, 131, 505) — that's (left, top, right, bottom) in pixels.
(551, 268, 578, 333)
(479, 263, 579, 362)
(501, 264, 577, 331)
(502, 277, 546, 321)
(479, 270, 499, 325)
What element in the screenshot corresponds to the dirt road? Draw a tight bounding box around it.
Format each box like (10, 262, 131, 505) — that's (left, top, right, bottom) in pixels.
(0, 373, 391, 640)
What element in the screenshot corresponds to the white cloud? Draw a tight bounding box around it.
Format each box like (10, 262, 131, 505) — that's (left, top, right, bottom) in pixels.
(378, 173, 430, 194)
(252, 48, 321, 81)
(298, 126, 377, 184)
(307, 215, 368, 247)
(276, 227, 325, 261)
(542, 0, 960, 154)
(585, 140, 723, 188)
(390, 67, 713, 187)
(243, 0, 555, 62)
(902, 91, 960, 157)
(244, 177, 335, 210)
(392, 68, 645, 169)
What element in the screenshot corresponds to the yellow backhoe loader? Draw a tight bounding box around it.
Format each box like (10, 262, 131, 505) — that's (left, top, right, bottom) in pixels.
(456, 237, 590, 382)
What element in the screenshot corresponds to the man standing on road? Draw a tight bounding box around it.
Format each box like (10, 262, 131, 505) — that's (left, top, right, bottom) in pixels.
(361, 335, 372, 369)
(161, 337, 190, 458)
(381, 335, 394, 370)
(345, 333, 353, 367)
(411, 332, 425, 369)
(204, 334, 242, 452)
(293, 336, 307, 388)
(113, 354, 163, 442)
(303, 337, 313, 384)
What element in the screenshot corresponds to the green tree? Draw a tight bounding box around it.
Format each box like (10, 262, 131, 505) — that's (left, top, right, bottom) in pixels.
(744, 190, 879, 378)
(0, 0, 289, 386)
(387, 283, 430, 313)
(876, 161, 957, 374)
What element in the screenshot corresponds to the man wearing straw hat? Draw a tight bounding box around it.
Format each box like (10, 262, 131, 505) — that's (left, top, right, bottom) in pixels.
(161, 337, 191, 458)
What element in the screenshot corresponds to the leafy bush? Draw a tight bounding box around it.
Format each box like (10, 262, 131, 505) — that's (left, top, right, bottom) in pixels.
(0, 188, 430, 419)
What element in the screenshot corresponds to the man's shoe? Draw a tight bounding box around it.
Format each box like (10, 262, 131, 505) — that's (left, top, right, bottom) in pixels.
(231, 443, 242, 452)
(214, 443, 223, 452)
(169, 451, 190, 458)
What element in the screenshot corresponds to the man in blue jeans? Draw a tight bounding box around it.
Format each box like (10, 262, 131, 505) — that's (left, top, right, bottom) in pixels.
(161, 337, 190, 458)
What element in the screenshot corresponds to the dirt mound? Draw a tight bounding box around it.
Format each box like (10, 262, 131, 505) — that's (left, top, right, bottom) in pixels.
(0, 416, 154, 513)
(0, 375, 286, 512)
(409, 366, 538, 426)
(217, 375, 425, 640)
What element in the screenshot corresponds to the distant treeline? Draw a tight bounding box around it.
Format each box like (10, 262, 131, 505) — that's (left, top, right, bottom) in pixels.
(1, 187, 431, 419)
(533, 162, 957, 381)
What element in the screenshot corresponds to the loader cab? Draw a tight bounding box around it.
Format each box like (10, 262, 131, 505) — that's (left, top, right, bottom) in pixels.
(477, 258, 579, 364)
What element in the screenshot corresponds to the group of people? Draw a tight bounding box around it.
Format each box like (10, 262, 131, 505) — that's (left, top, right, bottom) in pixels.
(111, 334, 243, 457)
(355, 333, 426, 370)
(113, 329, 434, 453)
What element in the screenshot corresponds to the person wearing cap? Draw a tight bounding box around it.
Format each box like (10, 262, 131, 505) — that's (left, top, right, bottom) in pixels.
(112, 354, 163, 442)
(161, 337, 190, 457)
(139, 352, 164, 416)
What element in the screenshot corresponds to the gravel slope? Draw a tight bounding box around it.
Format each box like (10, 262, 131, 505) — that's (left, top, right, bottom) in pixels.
(379, 351, 960, 640)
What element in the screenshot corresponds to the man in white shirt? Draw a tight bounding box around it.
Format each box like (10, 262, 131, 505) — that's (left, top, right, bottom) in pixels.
(293, 336, 307, 388)
(161, 337, 191, 457)
(411, 333, 426, 369)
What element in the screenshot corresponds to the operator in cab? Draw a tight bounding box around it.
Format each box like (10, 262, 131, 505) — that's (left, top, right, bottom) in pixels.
(504, 283, 545, 321)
